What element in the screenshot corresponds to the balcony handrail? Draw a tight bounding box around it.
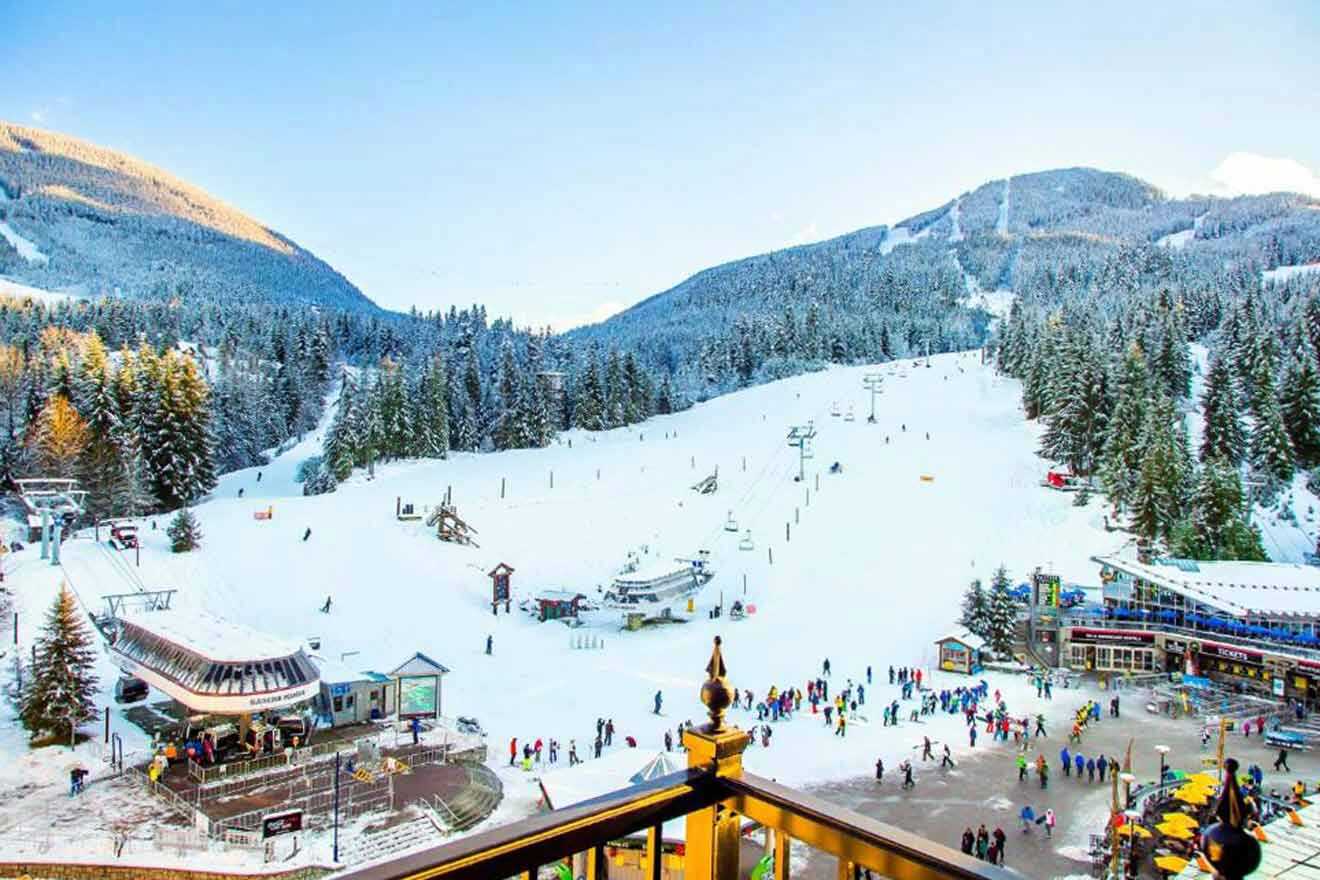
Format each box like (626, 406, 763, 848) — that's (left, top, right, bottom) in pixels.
(336, 764, 1012, 880)
(338, 766, 718, 879)
(725, 772, 1011, 880)
(1058, 615, 1320, 662)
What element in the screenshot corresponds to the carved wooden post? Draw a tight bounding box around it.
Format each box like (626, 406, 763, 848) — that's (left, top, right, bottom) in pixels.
(683, 637, 750, 880)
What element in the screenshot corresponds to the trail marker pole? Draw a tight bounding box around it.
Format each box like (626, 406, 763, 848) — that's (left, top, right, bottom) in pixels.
(500, 478, 506, 499)
(785, 523, 790, 542)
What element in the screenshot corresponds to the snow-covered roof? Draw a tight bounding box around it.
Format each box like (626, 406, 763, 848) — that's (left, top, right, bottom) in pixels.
(1094, 555, 1320, 618)
(389, 652, 450, 677)
(536, 590, 586, 602)
(310, 655, 387, 685)
(119, 607, 301, 662)
(935, 631, 986, 650)
(615, 560, 692, 584)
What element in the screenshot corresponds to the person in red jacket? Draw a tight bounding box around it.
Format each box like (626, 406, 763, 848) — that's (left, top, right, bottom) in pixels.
(509, 737, 517, 766)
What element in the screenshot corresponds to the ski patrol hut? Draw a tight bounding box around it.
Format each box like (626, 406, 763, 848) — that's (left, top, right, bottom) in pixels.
(534, 590, 587, 622)
(935, 632, 986, 675)
(489, 562, 515, 614)
(312, 657, 395, 726)
(390, 652, 449, 724)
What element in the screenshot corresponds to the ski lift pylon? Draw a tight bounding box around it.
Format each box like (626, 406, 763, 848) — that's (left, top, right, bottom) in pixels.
(724, 510, 739, 532)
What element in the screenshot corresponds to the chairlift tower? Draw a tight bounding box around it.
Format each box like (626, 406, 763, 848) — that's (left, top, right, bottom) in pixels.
(863, 374, 883, 423)
(787, 423, 817, 483)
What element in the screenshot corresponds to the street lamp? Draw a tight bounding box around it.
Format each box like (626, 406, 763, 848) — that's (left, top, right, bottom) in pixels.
(1120, 771, 1136, 809)
(1155, 745, 1170, 785)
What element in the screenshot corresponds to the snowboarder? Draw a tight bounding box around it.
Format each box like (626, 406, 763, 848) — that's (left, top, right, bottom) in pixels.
(302, 527, 312, 541)
(320, 596, 332, 613)
(654, 691, 663, 714)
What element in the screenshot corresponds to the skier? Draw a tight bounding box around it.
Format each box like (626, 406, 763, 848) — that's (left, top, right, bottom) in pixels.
(509, 738, 517, 766)
(941, 744, 954, 768)
(569, 740, 580, 766)
(486, 635, 493, 655)
(866, 665, 872, 684)
(257, 471, 262, 482)
(823, 658, 831, 677)
(901, 760, 915, 789)
(875, 757, 884, 784)
(922, 736, 934, 761)
(654, 691, 663, 714)
(604, 719, 614, 746)
(835, 713, 846, 737)
(664, 730, 673, 752)
(1034, 714, 1047, 737)
(302, 527, 312, 541)
(320, 596, 332, 613)
(238, 487, 244, 498)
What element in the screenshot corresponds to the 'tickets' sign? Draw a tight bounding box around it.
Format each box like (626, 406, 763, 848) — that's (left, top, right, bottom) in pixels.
(1069, 628, 1155, 646)
(1198, 642, 1263, 665)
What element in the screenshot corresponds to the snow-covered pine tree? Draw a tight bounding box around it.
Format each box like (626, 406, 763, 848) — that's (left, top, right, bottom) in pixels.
(656, 375, 674, 415)
(573, 357, 606, 431)
(1170, 459, 1264, 560)
(416, 356, 450, 459)
(323, 378, 358, 481)
(959, 578, 991, 640)
(20, 585, 99, 744)
(1129, 392, 1191, 544)
(167, 507, 202, 552)
(74, 334, 125, 518)
(1099, 342, 1149, 510)
(985, 566, 1018, 657)
(1280, 342, 1320, 468)
(1250, 395, 1296, 486)
(1040, 327, 1109, 475)
(1199, 351, 1246, 466)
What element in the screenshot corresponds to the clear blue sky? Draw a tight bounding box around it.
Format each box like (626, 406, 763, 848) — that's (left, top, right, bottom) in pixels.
(3, 1, 1318, 328)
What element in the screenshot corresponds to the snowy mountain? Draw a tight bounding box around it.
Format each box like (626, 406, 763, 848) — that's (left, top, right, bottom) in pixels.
(0, 123, 374, 311)
(568, 167, 1320, 398)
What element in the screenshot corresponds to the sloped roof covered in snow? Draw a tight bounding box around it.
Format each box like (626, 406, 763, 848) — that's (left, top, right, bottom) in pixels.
(389, 652, 450, 677)
(935, 631, 986, 650)
(1094, 555, 1320, 618)
(119, 607, 300, 662)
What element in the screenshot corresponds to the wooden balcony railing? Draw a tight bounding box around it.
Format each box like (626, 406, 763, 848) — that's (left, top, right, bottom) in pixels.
(338, 638, 1013, 880)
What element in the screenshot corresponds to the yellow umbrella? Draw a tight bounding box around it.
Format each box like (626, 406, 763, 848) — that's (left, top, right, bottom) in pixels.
(1175, 790, 1210, 806)
(1117, 824, 1154, 838)
(1161, 812, 1200, 828)
(1154, 855, 1190, 874)
(1156, 822, 1195, 840)
(1185, 773, 1217, 785)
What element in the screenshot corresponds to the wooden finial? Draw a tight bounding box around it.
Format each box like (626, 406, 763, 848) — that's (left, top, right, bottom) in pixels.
(701, 636, 732, 733)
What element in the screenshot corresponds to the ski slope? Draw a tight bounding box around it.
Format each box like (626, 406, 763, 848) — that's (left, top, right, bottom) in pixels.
(0, 220, 48, 265)
(14, 353, 1134, 789)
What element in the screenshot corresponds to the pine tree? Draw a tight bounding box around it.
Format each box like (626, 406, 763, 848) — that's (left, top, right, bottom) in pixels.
(416, 356, 450, 459)
(28, 395, 89, 478)
(20, 585, 99, 744)
(1280, 343, 1320, 468)
(167, 507, 202, 552)
(985, 566, 1018, 656)
(1039, 328, 1109, 475)
(323, 378, 358, 481)
(1170, 460, 1266, 561)
(959, 578, 991, 640)
(1129, 393, 1191, 543)
(1250, 395, 1296, 485)
(76, 334, 127, 519)
(1199, 352, 1246, 466)
(1099, 343, 1149, 510)
(573, 357, 606, 431)
(656, 375, 674, 415)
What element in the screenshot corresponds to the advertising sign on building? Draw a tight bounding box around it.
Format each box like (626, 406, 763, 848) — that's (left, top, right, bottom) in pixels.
(1199, 642, 1263, 665)
(1069, 628, 1155, 646)
(398, 675, 438, 718)
(262, 809, 304, 839)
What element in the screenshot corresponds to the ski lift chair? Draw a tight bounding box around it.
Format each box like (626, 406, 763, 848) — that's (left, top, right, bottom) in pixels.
(738, 530, 755, 551)
(724, 511, 739, 532)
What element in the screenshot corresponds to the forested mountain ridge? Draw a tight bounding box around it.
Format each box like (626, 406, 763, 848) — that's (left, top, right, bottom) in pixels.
(569, 167, 1320, 400)
(0, 123, 373, 312)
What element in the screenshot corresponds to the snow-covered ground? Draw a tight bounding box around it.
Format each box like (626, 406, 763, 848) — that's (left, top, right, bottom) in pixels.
(1156, 228, 1194, 249)
(1263, 262, 1320, 283)
(996, 178, 1010, 235)
(0, 348, 1312, 870)
(0, 276, 78, 305)
(949, 197, 963, 243)
(0, 220, 49, 265)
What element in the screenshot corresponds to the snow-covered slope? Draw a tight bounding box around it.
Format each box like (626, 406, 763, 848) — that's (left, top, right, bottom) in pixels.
(0, 220, 47, 264)
(19, 353, 1133, 792)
